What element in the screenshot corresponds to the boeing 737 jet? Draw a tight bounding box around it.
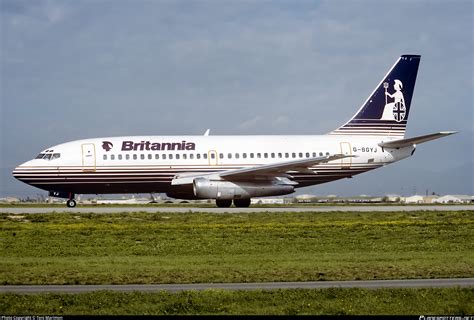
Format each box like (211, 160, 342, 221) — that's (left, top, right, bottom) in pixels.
(13, 55, 456, 207)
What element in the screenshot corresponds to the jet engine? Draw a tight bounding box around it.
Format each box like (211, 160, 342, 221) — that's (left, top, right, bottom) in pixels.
(192, 177, 295, 200)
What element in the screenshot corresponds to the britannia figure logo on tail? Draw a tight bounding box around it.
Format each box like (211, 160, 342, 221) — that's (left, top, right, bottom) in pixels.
(381, 79, 406, 122)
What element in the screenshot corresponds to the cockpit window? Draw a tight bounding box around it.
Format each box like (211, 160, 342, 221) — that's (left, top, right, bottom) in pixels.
(36, 153, 61, 160)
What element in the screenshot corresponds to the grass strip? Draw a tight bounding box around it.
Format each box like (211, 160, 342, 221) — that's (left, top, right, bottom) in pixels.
(1, 288, 472, 315)
(1, 210, 473, 284)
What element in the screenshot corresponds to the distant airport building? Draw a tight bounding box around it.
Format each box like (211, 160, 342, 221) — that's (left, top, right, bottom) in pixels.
(403, 195, 424, 204)
(295, 194, 317, 203)
(251, 198, 286, 205)
(0, 197, 20, 203)
(433, 195, 473, 204)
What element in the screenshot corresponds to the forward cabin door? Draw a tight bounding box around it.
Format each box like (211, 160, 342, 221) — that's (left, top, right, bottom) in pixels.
(82, 143, 96, 172)
(340, 142, 352, 168)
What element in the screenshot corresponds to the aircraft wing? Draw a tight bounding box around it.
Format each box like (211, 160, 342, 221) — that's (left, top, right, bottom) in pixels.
(219, 154, 351, 178)
(379, 131, 457, 148)
(171, 154, 353, 185)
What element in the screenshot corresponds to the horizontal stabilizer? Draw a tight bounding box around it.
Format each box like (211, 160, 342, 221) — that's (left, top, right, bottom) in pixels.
(378, 131, 457, 148)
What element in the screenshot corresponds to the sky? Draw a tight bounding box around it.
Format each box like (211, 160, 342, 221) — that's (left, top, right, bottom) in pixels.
(1, 0, 473, 198)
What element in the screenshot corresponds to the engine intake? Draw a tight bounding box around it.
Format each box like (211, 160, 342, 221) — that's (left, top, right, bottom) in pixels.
(193, 178, 294, 200)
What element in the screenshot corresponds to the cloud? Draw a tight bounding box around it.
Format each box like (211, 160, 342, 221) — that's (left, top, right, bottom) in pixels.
(238, 116, 262, 131)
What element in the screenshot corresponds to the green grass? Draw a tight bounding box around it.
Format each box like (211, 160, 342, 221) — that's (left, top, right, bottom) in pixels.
(1, 288, 472, 315)
(1, 210, 473, 284)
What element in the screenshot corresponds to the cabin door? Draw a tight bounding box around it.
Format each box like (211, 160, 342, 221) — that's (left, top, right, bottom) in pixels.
(208, 150, 218, 166)
(340, 142, 352, 168)
(82, 143, 96, 172)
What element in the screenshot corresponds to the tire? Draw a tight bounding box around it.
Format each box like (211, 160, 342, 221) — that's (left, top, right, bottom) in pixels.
(234, 199, 251, 208)
(216, 199, 232, 208)
(66, 199, 76, 208)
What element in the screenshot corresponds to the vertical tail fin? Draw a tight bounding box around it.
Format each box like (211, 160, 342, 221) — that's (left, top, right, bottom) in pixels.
(330, 55, 421, 137)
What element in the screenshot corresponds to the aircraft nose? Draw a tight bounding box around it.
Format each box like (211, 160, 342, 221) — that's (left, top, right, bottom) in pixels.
(12, 161, 30, 182)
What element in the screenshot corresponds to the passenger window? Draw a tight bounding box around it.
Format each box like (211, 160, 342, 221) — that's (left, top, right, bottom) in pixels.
(235, 153, 239, 159)
(169, 154, 173, 160)
(219, 153, 223, 159)
(155, 154, 159, 159)
(299, 152, 303, 158)
(203, 153, 207, 159)
(271, 153, 275, 158)
(285, 153, 289, 158)
(306, 152, 310, 158)
(228, 153, 232, 159)
(190, 154, 194, 159)
(163, 154, 167, 160)
(292, 153, 296, 158)
(257, 153, 261, 158)
(148, 154, 152, 160)
(140, 154, 145, 160)
(326, 152, 330, 156)
(197, 154, 201, 159)
(312, 152, 316, 157)
(118, 154, 122, 160)
(250, 153, 254, 158)
(264, 153, 268, 158)
(103, 155, 107, 160)
(183, 154, 187, 160)
(243, 153, 247, 159)
(319, 152, 323, 156)
(111, 155, 115, 160)
(278, 153, 282, 158)
(176, 154, 180, 159)
(211, 153, 215, 159)
(126, 154, 130, 160)
(133, 154, 137, 160)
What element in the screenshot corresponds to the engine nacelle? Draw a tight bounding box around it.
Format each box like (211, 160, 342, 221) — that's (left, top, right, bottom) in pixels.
(192, 178, 295, 200)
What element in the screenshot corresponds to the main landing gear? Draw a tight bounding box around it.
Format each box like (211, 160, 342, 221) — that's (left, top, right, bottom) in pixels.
(234, 198, 251, 208)
(215, 199, 251, 208)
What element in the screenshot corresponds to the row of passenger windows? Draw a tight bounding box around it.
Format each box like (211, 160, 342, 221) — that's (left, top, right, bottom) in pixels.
(103, 152, 330, 161)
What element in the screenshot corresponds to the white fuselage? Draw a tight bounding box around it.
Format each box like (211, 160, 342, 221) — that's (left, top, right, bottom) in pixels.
(12, 134, 414, 197)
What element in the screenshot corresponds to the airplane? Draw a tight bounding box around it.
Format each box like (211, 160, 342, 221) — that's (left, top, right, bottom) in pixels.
(13, 55, 456, 208)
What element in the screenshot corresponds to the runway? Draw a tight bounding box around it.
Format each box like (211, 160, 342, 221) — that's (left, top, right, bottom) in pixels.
(1, 205, 473, 214)
(1, 278, 473, 294)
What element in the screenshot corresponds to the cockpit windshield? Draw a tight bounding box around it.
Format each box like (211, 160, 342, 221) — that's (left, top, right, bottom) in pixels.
(35, 152, 61, 160)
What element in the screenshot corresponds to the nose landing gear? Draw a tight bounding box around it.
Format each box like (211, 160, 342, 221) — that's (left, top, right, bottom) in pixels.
(66, 199, 76, 208)
(49, 191, 76, 208)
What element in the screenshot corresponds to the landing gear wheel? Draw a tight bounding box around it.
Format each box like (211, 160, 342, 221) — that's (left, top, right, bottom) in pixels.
(216, 199, 232, 208)
(234, 199, 251, 208)
(66, 199, 76, 208)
